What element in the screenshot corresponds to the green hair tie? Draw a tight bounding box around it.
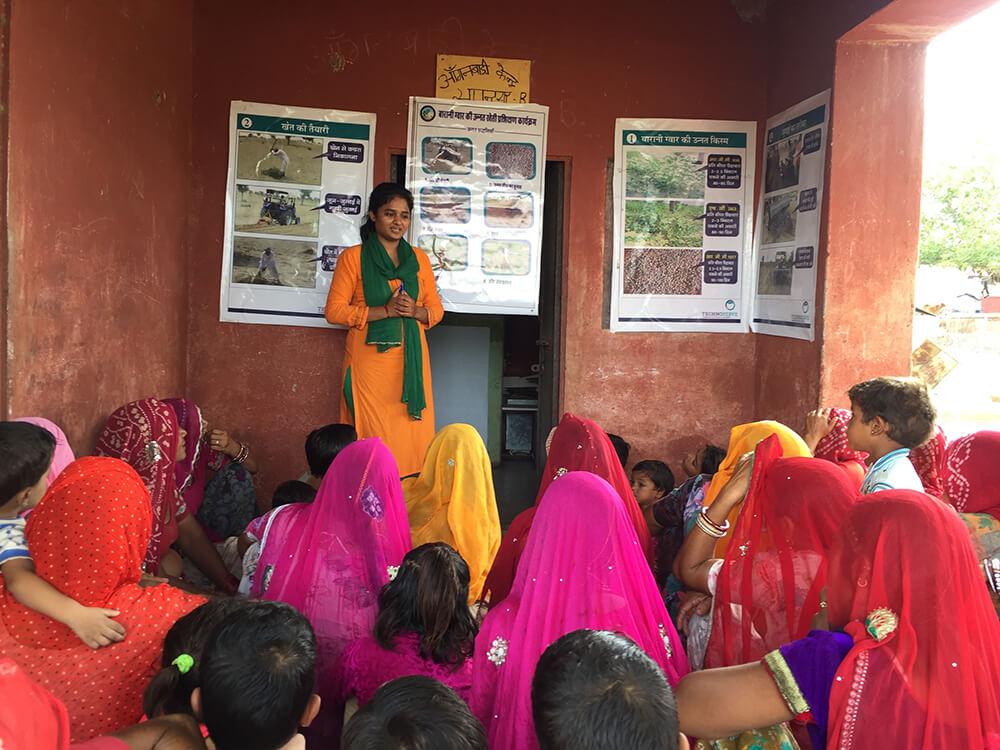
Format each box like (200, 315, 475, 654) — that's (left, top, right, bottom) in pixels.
(171, 653, 195, 675)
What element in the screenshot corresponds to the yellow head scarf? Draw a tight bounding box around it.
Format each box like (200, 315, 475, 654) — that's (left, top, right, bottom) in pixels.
(402, 424, 501, 603)
(705, 420, 810, 556)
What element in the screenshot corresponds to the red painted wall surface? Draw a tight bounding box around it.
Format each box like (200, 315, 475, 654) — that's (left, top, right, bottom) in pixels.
(5, 0, 193, 450)
(187, 0, 767, 489)
(756, 0, 994, 425)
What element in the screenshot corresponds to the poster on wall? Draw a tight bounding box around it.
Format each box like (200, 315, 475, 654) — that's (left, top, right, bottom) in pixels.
(610, 119, 757, 332)
(219, 101, 375, 328)
(406, 96, 548, 315)
(750, 90, 831, 341)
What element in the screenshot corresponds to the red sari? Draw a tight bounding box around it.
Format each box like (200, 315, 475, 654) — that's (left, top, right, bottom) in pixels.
(482, 413, 651, 605)
(95, 399, 184, 570)
(811, 407, 868, 489)
(909, 425, 947, 498)
(0, 457, 204, 741)
(825, 491, 1000, 748)
(707, 435, 859, 667)
(943, 430, 1000, 518)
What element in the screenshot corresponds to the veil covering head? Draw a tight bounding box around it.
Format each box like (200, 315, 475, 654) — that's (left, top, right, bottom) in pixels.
(825, 491, 1000, 749)
(482, 413, 651, 604)
(471, 472, 688, 750)
(706, 435, 859, 667)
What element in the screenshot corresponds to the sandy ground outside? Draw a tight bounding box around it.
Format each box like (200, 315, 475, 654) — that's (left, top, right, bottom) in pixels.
(232, 236, 318, 289)
(237, 135, 323, 185)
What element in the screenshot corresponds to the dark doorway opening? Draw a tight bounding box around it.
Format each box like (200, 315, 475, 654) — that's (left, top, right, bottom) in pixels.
(390, 155, 565, 527)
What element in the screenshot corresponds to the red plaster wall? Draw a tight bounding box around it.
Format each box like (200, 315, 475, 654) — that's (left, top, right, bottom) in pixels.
(756, 0, 994, 425)
(187, 1, 768, 490)
(754, 0, 895, 429)
(5, 0, 193, 451)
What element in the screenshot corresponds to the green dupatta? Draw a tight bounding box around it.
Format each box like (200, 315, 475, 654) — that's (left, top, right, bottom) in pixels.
(360, 232, 425, 419)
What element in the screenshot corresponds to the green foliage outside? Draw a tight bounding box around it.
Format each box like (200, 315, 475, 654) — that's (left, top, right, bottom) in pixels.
(625, 201, 704, 248)
(626, 152, 705, 199)
(920, 159, 1000, 297)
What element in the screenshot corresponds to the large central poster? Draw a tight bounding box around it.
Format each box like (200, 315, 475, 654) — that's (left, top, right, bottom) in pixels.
(611, 119, 757, 332)
(406, 96, 549, 315)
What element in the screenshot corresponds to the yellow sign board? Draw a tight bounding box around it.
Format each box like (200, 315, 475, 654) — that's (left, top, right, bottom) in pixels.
(435, 54, 531, 104)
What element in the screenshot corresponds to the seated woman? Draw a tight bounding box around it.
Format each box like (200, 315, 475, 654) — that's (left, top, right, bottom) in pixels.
(942, 430, 1000, 616)
(339, 542, 477, 714)
(471, 472, 688, 750)
(701, 421, 810, 557)
(95, 398, 237, 592)
(909, 424, 948, 497)
(403, 424, 501, 604)
(164, 398, 258, 541)
(483, 413, 651, 605)
(803, 407, 868, 489)
(14, 417, 76, 483)
(675, 435, 859, 669)
(250, 438, 412, 745)
(676, 491, 1000, 749)
(0, 457, 205, 741)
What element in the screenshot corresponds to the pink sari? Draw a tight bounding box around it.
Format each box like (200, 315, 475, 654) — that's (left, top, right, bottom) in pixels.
(471, 472, 689, 750)
(252, 438, 412, 746)
(14, 418, 76, 484)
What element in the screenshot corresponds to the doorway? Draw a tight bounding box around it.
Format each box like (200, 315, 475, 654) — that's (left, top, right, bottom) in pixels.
(390, 155, 566, 527)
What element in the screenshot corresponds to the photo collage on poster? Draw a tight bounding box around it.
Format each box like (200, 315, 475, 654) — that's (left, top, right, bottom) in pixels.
(220, 102, 375, 328)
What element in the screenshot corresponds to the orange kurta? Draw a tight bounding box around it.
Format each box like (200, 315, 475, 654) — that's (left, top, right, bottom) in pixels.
(325, 244, 444, 476)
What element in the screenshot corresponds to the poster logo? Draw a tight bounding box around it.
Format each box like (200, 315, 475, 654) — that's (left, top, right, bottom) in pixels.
(419, 105, 437, 122)
(724, 299, 736, 311)
(626, 132, 637, 144)
(802, 301, 810, 313)
(240, 116, 253, 129)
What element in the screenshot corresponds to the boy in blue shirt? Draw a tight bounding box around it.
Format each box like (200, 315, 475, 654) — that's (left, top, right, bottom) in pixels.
(842, 377, 936, 494)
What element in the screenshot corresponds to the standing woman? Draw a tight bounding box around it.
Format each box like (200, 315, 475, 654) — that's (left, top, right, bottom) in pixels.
(325, 183, 444, 477)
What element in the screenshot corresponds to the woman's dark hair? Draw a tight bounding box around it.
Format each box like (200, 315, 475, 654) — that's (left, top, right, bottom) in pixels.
(374, 543, 477, 667)
(343, 676, 487, 750)
(142, 598, 247, 718)
(631, 460, 675, 495)
(0, 422, 56, 506)
(271, 479, 316, 508)
(360, 182, 414, 242)
(200, 601, 317, 750)
(700, 444, 726, 475)
(532, 630, 680, 750)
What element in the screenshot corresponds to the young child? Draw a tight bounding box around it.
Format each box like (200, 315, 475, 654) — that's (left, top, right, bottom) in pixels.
(338, 542, 478, 708)
(302, 423, 358, 489)
(680, 444, 726, 479)
(271, 480, 317, 508)
(193, 600, 321, 750)
(343, 676, 487, 750)
(235, 480, 318, 593)
(0, 421, 126, 649)
(532, 629, 687, 750)
(143, 598, 246, 722)
(839, 377, 936, 494)
(631, 460, 676, 519)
